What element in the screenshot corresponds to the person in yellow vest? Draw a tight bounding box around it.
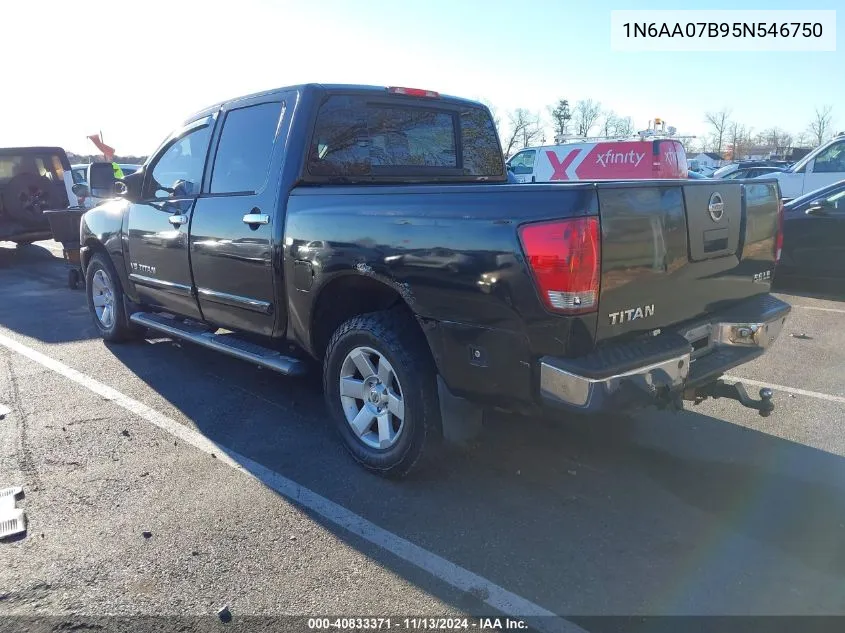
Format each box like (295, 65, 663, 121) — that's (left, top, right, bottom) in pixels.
(111, 162, 124, 180)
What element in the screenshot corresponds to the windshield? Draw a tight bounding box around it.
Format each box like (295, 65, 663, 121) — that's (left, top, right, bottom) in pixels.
(788, 138, 845, 173)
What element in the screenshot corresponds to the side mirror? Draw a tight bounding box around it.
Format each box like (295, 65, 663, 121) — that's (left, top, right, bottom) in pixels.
(71, 183, 90, 198)
(806, 199, 833, 215)
(506, 163, 514, 172)
(115, 169, 143, 203)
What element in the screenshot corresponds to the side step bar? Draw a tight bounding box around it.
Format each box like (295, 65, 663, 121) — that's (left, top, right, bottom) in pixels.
(129, 312, 307, 376)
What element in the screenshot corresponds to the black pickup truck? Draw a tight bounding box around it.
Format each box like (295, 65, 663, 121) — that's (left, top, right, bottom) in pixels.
(80, 83, 790, 477)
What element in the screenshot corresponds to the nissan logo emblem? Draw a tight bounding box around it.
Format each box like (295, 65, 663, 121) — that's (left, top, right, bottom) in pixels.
(708, 192, 725, 222)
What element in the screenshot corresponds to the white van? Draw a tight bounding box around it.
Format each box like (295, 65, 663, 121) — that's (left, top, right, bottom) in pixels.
(507, 138, 688, 183)
(759, 134, 845, 199)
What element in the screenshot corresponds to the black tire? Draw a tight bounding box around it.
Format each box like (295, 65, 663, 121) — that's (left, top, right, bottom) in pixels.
(85, 252, 139, 342)
(323, 308, 441, 478)
(2, 173, 54, 225)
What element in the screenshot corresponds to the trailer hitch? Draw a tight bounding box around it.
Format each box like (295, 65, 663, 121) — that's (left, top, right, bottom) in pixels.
(685, 380, 775, 417)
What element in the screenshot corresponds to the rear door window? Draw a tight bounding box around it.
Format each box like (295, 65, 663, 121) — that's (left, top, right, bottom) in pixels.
(308, 95, 503, 180)
(210, 101, 284, 194)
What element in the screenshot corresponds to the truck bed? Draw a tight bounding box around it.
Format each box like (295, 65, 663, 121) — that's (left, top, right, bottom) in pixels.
(287, 178, 781, 358)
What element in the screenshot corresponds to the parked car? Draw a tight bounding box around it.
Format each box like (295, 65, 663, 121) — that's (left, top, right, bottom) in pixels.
(71, 163, 142, 207)
(687, 170, 709, 179)
(720, 166, 784, 180)
(687, 160, 717, 177)
(79, 83, 789, 477)
(712, 161, 779, 179)
(776, 179, 845, 281)
(0, 147, 75, 245)
(758, 134, 845, 199)
(506, 138, 688, 182)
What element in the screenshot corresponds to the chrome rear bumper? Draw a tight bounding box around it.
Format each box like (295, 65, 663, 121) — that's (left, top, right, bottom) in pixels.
(540, 295, 790, 412)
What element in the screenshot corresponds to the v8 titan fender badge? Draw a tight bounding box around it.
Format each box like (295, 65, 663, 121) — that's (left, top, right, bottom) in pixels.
(708, 192, 725, 222)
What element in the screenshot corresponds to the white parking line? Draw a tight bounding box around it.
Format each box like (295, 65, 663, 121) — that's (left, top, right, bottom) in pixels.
(792, 305, 845, 314)
(724, 375, 845, 405)
(0, 331, 581, 633)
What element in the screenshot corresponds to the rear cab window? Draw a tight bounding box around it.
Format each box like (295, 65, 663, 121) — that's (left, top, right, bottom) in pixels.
(306, 92, 504, 182)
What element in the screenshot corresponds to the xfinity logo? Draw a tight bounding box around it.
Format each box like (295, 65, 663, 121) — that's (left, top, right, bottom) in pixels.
(596, 150, 646, 168)
(609, 304, 655, 325)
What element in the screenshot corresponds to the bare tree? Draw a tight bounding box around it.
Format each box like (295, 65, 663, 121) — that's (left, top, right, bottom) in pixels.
(692, 137, 711, 154)
(520, 110, 544, 149)
(597, 112, 634, 138)
(808, 105, 833, 146)
(503, 109, 542, 157)
(614, 116, 635, 138)
(548, 99, 572, 142)
(599, 111, 616, 137)
(727, 122, 749, 161)
(795, 131, 813, 148)
(704, 109, 731, 158)
(572, 100, 602, 137)
(762, 127, 793, 158)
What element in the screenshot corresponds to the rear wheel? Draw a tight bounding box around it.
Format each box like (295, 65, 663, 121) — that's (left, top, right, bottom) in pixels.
(85, 253, 138, 342)
(323, 308, 440, 478)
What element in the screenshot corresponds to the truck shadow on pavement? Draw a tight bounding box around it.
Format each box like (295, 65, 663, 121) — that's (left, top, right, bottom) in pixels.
(103, 336, 845, 615)
(0, 242, 55, 267)
(773, 277, 845, 303)
(0, 243, 97, 343)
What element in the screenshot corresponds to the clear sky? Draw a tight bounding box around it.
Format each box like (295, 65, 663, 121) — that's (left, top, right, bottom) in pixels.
(3, 0, 842, 156)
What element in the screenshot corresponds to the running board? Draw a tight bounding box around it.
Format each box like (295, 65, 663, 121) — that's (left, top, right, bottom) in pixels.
(129, 312, 307, 376)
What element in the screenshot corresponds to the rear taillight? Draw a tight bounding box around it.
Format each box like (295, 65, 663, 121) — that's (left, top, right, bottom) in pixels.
(519, 217, 601, 314)
(775, 198, 784, 263)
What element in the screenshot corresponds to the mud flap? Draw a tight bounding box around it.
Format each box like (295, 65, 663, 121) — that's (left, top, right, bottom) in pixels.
(437, 376, 483, 445)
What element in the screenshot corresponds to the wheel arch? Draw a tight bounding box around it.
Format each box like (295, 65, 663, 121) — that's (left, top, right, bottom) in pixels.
(309, 272, 435, 366)
(81, 236, 136, 303)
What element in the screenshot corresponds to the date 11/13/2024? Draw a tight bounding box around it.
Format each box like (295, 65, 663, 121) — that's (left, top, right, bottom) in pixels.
(306, 617, 528, 630)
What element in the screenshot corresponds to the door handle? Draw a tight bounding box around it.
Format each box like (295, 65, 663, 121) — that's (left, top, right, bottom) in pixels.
(168, 214, 188, 226)
(242, 213, 270, 226)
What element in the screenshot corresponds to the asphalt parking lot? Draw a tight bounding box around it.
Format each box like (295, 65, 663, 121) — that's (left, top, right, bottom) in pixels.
(2, 241, 845, 629)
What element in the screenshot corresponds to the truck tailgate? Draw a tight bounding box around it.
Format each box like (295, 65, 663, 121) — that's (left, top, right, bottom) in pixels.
(595, 179, 780, 342)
